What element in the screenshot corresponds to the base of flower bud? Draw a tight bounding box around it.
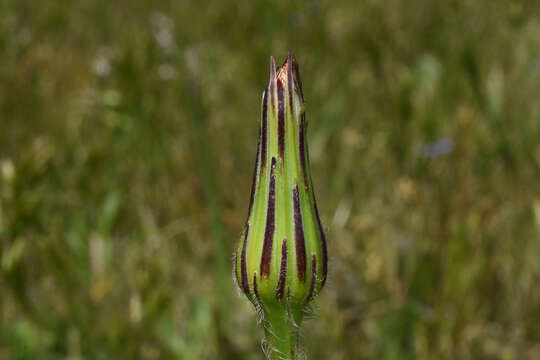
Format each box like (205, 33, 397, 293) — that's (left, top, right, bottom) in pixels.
(262, 303, 304, 360)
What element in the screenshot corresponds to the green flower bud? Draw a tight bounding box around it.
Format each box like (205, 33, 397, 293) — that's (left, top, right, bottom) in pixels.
(234, 52, 327, 359)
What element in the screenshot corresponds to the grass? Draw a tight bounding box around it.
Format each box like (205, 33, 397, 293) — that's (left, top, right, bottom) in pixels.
(1, 0, 540, 359)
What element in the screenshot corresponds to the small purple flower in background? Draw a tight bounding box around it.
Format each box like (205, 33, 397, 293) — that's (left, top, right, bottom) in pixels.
(422, 138, 454, 158)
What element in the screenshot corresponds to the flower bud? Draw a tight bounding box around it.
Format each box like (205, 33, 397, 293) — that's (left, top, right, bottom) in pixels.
(234, 52, 327, 357)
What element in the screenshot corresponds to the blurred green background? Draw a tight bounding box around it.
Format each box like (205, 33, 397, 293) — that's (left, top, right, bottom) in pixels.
(1, 0, 540, 359)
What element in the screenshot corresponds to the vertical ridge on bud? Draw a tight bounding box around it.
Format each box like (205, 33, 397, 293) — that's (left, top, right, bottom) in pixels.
(241, 224, 250, 294)
(298, 106, 327, 288)
(261, 89, 268, 170)
(277, 81, 285, 159)
(269, 56, 276, 111)
(260, 157, 276, 277)
(276, 238, 288, 300)
(286, 52, 295, 116)
(293, 185, 306, 282)
(247, 131, 261, 219)
(299, 116, 308, 188)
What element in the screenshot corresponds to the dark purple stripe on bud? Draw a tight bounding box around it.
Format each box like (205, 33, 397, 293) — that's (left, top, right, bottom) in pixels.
(241, 224, 250, 294)
(293, 185, 306, 281)
(253, 272, 261, 302)
(261, 89, 268, 169)
(275, 238, 288, 300)
(314, 200, 328, 287)
(277, 80, 285, 159)
(306, 254, 317, 303)
(286, 52, 294, 114)
(260, 157, 276, 277)
(292, 59, 304, 101)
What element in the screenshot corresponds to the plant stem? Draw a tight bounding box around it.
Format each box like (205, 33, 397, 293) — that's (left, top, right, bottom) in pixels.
(263, 307, 303, 360)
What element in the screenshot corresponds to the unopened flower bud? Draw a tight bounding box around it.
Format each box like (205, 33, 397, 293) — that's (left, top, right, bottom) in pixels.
(234, 52, 328, 359)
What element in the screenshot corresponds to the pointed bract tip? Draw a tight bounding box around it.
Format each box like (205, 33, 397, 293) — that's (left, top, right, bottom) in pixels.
(286, 53, 294, 82)
(287, 54, 293, 74)
(273, 51, 303, 104)
(270, 56, 276, 80)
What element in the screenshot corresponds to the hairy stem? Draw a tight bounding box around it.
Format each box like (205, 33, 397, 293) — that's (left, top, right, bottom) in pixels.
(263, 306, 303, 360)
